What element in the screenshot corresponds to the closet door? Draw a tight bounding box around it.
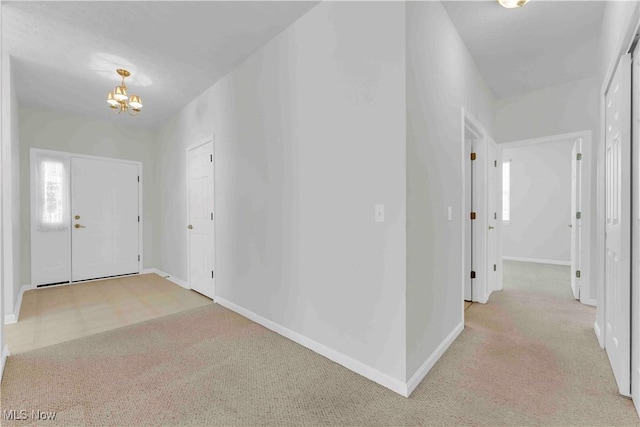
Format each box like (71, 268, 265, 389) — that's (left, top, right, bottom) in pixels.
(70, 157, 139, 282)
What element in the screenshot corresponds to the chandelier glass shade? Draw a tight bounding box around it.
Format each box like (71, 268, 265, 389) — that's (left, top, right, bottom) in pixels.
(106, 69, 143, 116)
(498, 0, 530, 8)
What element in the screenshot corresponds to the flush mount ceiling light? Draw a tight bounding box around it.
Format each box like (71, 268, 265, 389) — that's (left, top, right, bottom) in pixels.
(106, 69, 143, 116)
(498, 0, 530, 8)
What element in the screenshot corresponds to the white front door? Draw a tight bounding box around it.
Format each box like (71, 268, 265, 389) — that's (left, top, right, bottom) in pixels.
(71, 157, 139, 281)
(187, 140, 215, 299)
(570, 138, 582, 300)
(605, 54, 632, 397)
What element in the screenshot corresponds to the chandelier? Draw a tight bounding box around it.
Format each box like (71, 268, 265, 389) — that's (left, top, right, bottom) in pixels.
(106, 69, 143, 116)
(498, 0, 530, 8)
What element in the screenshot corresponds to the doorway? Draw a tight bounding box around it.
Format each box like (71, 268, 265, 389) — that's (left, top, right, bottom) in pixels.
(186, 138, 215, 300)
(30, 149, 141, 287)
(462, 110, 497, 305)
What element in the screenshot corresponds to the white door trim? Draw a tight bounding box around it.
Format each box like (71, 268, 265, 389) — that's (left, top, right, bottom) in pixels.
(29, 148, 143, 285)
(186, 136, 216, 299)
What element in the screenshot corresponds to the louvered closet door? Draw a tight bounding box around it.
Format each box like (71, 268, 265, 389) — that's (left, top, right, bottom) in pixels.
(605, 53, 632, 397)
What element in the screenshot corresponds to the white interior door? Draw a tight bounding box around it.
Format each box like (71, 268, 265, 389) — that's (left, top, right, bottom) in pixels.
(605, 54, 632, 397)
(187, 141, 215, 299)
(631, 47, 640, 415)
(464, 134, 475, 301)
(31, 151, 71, 286)
(71, 157, 139, 282)
(570, 138, 582, 300)
(487, 139, 498, 293)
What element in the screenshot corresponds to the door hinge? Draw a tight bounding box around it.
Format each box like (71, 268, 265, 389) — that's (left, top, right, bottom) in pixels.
(211, 271, 214, 279)
(576, 212, 582, 219)
(470, 271, 476, 279)
(470, 212, 477, 220)
(494, 212, 497, 220)
(576, 270, 581, 278)
(211, 212, 213, 221)
(577, 153, 582, 161)
(494, 160, 497, 167)
(138, 255, 140, 262)
(138, 215, 140, 222)
(471, 152, 477, 161)
(137, 176, 140, 182)
(493, 264, 497, 272)
(210, 154, 213, 162)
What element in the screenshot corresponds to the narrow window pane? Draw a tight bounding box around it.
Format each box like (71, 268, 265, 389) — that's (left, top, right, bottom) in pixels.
(502, 161, 511, 222)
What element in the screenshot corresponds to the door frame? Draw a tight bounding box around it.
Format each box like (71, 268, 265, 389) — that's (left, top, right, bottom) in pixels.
(185, 136, 216, 299)
(498, 131, 593, 305)
(461, 109, 494, 305)
(29, 148, 143, 285)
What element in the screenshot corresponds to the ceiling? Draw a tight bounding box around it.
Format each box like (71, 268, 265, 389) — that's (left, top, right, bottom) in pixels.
(443, 0, 606, 99)
(2, 1, 319, 127)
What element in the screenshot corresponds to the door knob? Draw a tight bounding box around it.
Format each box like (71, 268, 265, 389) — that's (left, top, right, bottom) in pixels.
(75, 215, 80, 220)
(74, 224, 86, 229)
(187, 225, 193, 230)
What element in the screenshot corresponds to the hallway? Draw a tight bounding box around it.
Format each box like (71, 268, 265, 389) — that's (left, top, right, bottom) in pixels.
(455, 260, 637, 424)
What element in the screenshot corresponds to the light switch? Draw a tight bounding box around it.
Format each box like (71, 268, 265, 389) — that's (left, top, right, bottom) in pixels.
(447, 206, 453, 221)
(375, 204, 385, 222)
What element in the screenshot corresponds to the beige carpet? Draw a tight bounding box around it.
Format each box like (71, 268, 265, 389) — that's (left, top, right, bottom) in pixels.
(1, 261, 638, 425)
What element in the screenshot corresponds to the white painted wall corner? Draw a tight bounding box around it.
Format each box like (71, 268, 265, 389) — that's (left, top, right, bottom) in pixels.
(142, 268, 189, 290)
(215, 296, 409, 397)
(1, 344, 9, 382)
(4, 283, 32, 325)
(406, 322, 464, 396)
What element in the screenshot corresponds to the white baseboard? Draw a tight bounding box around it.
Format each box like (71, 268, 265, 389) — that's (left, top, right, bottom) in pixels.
(143, 268, 189, 290)
(594, 320, 604, 349)
(581, 298, 597, 307)
(1, 344, 9, 382)
(406, 321, 464, 396)
(215, 296, 409, 396)
(503, 256, 570, 266)
(4, 284, 33, 325)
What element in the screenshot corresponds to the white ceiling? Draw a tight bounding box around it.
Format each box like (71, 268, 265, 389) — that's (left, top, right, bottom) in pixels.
(443, 0, 606, 99)
(2, 1, 319, 127)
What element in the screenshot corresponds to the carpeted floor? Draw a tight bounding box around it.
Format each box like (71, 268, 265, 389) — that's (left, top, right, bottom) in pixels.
(1, 261, 638, 425)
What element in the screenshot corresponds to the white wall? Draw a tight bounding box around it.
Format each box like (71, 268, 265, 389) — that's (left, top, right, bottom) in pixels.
(502, 140, 573, 263)
(406, 1, 495, 380)
(18, 106, 157, 285)
(494, 77, 598, 144)
(595, 0, 640, 348)
(154, 2, 408, 387)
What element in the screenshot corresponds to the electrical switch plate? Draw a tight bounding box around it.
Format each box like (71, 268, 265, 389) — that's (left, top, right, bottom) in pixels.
(375, 204, 385, 223)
